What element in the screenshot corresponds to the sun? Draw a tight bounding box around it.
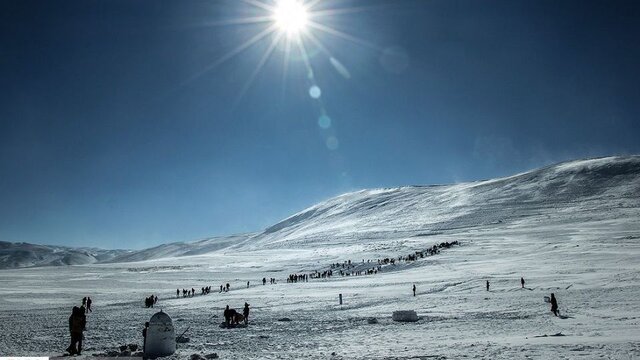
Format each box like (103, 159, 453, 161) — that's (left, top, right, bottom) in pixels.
(273, 0, 308, 35)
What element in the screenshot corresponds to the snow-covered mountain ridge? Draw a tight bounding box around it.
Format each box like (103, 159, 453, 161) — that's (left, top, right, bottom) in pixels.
(0, 241, 128, 269)
(253, 155, 640, 248)
(1, 155, 638, 269)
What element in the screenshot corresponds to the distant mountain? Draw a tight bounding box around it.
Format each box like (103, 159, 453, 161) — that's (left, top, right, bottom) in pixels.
(0, 242, 127, 269)
(105, 234, 252, 263)
(1, 155, 638, 269)
(0, 234, 249, 269)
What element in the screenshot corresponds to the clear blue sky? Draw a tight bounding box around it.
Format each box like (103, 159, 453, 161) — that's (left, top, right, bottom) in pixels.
(1, 0, 639, 249)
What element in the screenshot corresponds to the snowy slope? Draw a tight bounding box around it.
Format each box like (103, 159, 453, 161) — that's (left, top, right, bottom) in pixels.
(0, 156, 639, 359)
(250, 155, 640, 249)
(1, 155, 638, 268)
(106, 234, 252, 263)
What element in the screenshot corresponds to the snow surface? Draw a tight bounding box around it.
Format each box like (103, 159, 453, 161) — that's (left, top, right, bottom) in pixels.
(1, 156, 639, 359)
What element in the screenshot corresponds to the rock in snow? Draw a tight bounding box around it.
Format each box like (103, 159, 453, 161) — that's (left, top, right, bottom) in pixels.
(392, 310, 419, 322)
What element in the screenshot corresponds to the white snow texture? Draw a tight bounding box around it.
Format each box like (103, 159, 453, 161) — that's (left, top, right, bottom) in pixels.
(0, 155, 639, 359)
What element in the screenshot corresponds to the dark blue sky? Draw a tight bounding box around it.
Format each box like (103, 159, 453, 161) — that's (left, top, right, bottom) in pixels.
(1, 0, 639, 249)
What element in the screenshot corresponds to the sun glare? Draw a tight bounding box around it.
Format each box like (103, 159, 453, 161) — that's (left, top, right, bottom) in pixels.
(273, 0, 308, 35)
(194, 0, 377, 107)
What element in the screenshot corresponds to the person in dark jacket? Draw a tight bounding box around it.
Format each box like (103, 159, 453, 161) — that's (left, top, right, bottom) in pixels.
(67, 306, 86, 355)
(521, 277, 525, 288)
(142, 321, 149, 354)
(412, 284, 416, 296)
(86, 297, 92, 313)
(224, 305, 231, 326)
(243, 303, 250, 324)
(550, 293, 559, 316)
(486, 280, 490, 291)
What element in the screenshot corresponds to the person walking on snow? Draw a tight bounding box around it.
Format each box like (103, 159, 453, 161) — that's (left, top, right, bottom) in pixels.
(412, 284, 416, 296)
(521, 277, 525, 288)
(66, 306, 86, 355)
(550, 293, 559, 316)
(243, 302, 250, 324)
(486, 280, 490, 291)
(86, 297, 92, 313)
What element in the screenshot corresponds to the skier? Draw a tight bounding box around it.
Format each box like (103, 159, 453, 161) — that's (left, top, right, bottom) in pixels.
(486, 280, 490, 291)
(66, 306, 86, 355)
(521, 277, 525, 289)
(550, 293, 559, 316)
(86, 297, 92, 313)
(412, 284, 416, 297)
(243, 302, 250, 324)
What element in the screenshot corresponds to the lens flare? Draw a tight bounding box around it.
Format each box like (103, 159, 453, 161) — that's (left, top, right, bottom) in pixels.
(273, 0, 308, 35)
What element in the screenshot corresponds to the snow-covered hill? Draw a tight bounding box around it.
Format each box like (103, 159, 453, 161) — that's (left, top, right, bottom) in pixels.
(252, 155, 640, 249)
(0, 156, 639, 359)
(1, 155, 638, 269)
(0, 242, 127, 269)
(106, 234, 252, 263)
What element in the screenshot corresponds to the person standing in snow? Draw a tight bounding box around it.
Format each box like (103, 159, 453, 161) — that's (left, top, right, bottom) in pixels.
(486, 280, 490, 291)
(243, 303, 250, 324)
(82, 297, 87, 308)
(224, 305, 229, 325)
(247, 281, 250, 288)
(86, 297, 92, 313)
(67, 306, 86, 355)
(550, 293, 559, 316)
(412, 284, 416, 297)
(142, 321, 149, 355)
(521, 277, 525, 288)
(177, 288, 180, 298)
